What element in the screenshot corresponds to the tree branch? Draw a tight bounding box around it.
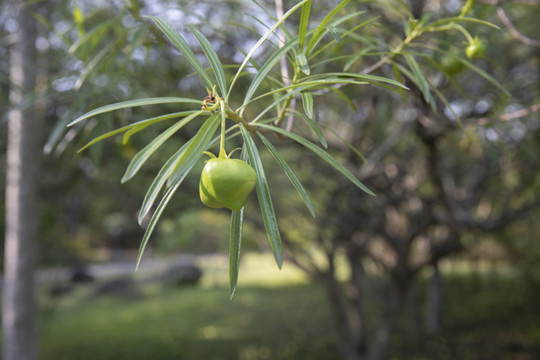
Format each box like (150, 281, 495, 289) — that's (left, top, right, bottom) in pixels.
(478, 0, 540, 6)
(496, 5, 540, 47)
(474, 103, 540, 125)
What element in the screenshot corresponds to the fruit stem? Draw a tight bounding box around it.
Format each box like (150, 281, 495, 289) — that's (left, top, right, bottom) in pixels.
(219, 100, 227, 158)
(453, 23, 475, 44)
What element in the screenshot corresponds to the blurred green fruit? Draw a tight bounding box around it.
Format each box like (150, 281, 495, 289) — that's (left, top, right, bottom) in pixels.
(465, 38, 486, 59)
(441, 55, 464, 75)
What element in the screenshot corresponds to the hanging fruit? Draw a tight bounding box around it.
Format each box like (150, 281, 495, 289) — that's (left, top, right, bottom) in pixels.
(200, 157, 257, 211)
(465, 37, 486, 59)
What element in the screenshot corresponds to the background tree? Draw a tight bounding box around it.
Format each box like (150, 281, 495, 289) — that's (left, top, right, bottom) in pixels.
(272, 1, 540, 359)
(2, 1, 41, 359)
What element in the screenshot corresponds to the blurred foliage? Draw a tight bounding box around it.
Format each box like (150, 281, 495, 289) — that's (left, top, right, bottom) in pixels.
(156, 208, 263, 253)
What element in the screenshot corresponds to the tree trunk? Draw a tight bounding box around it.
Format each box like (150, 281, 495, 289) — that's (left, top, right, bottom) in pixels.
(3, 1, 40, 360)
(321, 271, 361, 360)
(425, 262, 442, 336)
(367, 280, 405, 360)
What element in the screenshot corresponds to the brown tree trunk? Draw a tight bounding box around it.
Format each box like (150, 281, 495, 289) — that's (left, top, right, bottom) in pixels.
(3, 1, 40, 360)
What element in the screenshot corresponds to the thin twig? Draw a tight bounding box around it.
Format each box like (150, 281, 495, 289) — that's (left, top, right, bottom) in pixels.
(474, 103, 540, 125)
(274, 0, 297, 130)
(478, 0, 540, 5)
(496, 5, 540, 47)
(274, 0, 290, 86)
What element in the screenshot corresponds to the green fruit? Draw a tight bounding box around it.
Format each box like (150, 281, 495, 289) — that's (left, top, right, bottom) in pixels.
(199, 158, 257, 211)
(465, 38, 485, 59)
(441, 55, 464, 75)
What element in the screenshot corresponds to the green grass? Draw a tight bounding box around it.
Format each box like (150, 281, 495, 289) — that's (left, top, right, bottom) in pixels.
(31, 253, 540, 360)
(39, 253, 338, 360)
(40, 285, 338, 360)
(41, 285, 336, 360)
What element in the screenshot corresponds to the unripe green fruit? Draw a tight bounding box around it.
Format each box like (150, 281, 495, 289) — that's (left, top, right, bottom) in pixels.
(465, 39, 485, 59)
(441, 56, 464, 75)
(200, 158, 257, 211)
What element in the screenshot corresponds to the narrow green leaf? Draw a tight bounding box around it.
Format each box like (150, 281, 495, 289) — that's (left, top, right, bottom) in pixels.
(457, 57, 510, 97)
(306, 0, 350, 55)
(394, 60, 439, 110)
(68, 19, 114, 54)
(413, 44, 510, 97)
(249, 80, 367, 124)
(395, 0, 413, 18)
(391, 64, 407, 99)
(229, 207, 244, 299)
(312, 16, 377, 60)
(240, 124, 283, 268)
(432, 86, 464, 128)
(310, 55, 352, 70)
(242, 37, 298, 108)
(258, 133, 316, 217)
(229, 146, 248, 298)
(287, 109, 327, 148)
(167, 112, 221, 186)
(138, 138, 195, 225)
(78, 111, 197, 152)
(326, 26, 341, 44)
(227, 0, 308, 100)
(300, 90, 314, 118)
(189, 24, 227, 97)
(344, 46, 376, 71)
(253, 123, 375, 196)
(250, 84, 319, 123)
(298, 0, 311, 52)
(135, 179, 182, 271)
(45, 100, 85, 155)
(428, 16, 500, 30)
(137, 113, 221, 224)
(68, 97, 201, 127)
(403, 54, 436, 110)
(122, 111, 204, 183)
(305, 72, 408, 90)
(75, 36, 124, 90)
(249, 78, 368, 108)
(320, 124, 367, 164)
(326, 87, 357, 112)
(250, 0, 275, 21)
(296, 53, 310, 75)
(145, 16, 214, 89)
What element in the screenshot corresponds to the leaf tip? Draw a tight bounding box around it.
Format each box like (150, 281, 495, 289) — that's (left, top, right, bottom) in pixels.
(137, 212, 146, 226)
(66, 119, 79, 127)
(275, 254, 283, 269)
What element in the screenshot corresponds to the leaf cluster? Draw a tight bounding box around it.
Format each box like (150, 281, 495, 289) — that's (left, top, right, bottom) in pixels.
(69, 0, 506, 296)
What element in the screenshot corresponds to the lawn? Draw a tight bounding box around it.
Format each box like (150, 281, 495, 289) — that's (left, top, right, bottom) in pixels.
(32, 253, 540, 360)
(39, 253, 339, 360)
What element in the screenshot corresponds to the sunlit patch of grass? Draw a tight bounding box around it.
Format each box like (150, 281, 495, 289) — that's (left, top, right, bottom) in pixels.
(196, 251, 310, 288)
